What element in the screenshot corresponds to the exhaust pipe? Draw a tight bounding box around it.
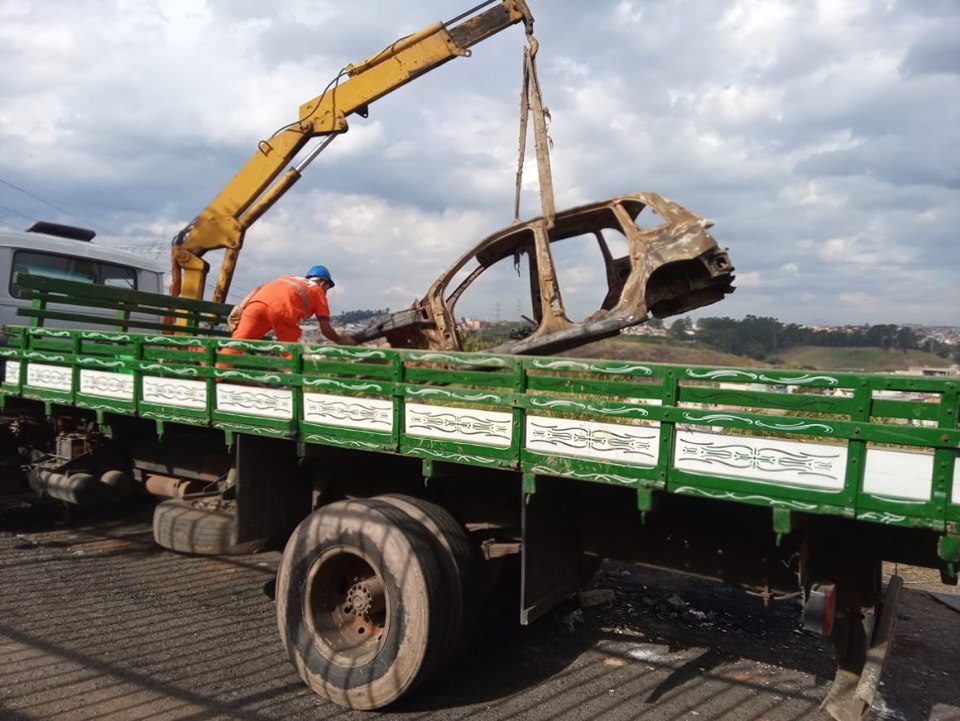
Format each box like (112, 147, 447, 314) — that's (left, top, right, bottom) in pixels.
(144, 473, 196, 498)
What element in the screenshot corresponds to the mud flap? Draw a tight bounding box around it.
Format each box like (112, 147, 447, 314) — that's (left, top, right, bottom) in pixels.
(235, 434, 310, 546)
(822, 575, 903, 721)
(520, 477, 590, 625)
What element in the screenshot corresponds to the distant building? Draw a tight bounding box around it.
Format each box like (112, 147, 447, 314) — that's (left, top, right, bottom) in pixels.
(622, 324, 668, 337)
(901, 366, 959, 377)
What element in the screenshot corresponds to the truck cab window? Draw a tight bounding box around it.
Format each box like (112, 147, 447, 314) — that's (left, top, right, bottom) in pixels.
(10, 250, 137, 297)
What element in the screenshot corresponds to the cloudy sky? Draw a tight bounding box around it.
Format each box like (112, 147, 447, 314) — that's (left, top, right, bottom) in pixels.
(1, 0, 957, 326)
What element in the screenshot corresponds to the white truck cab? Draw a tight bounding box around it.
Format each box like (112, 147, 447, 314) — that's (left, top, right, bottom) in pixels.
(0, 222, 166, 329)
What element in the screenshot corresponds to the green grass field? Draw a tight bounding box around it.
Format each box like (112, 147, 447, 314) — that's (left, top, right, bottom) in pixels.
(771, 346, 953, 372)
(463, 325, 955, 373)
(562, 336, 768, 367)
(563, 336, 954, 372)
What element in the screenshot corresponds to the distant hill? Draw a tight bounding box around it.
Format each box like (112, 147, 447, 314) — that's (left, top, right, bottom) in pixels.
(771, 346, 953, 372)
(561, 336, 768, 368)
(562, 337, 955, 373)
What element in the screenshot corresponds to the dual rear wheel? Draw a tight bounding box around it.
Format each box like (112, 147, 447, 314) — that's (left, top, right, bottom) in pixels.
(275, 496, 478, 710)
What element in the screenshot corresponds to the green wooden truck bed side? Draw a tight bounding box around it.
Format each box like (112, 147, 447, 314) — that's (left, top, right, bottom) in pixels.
(1, 325, 957, 538)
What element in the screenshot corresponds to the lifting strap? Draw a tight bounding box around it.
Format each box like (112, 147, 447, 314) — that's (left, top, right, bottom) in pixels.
(513, 34, 556, 229)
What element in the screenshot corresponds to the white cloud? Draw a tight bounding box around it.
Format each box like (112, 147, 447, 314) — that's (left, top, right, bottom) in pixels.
(688, 84, 786, 124)
(0, 0, 956, 327)
(720, 0, 797, 57)
(733, 271, 762, 287)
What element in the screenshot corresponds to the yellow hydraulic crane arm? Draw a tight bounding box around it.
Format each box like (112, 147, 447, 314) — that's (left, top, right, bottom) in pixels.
(170, 0, 534, 303)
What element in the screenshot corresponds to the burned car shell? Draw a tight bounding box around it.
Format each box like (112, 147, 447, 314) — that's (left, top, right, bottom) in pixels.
(356, 192, 735, 355)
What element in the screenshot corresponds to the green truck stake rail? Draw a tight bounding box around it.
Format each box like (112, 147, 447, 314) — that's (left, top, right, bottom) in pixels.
(1, 323, 957, 572)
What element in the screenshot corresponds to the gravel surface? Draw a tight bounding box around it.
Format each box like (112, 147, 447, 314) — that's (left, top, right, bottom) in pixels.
(1, 499, 958, 721)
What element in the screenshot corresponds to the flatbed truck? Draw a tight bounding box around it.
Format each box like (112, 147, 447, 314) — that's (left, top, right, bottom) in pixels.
(0, 274, 956, 720)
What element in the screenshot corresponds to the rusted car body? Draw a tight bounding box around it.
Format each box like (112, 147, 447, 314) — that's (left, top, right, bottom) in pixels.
(355, 192, 735, 355)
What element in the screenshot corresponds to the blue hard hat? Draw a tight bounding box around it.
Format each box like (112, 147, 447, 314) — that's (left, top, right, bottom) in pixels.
(306, 264, 335, 288)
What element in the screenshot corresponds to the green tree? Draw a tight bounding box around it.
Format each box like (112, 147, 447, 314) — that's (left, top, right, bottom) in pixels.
(668, 316, 692, 340)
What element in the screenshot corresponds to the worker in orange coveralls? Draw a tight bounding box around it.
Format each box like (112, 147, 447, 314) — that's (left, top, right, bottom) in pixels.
(228, 265, 356, 345)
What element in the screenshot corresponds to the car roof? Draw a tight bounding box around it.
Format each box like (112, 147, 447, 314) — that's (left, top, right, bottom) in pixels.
(0, 229, 167, 274)
(465, 192, 673, 269)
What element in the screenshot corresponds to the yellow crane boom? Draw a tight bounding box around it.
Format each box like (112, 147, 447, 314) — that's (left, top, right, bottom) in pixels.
(170, 0, 534, 303)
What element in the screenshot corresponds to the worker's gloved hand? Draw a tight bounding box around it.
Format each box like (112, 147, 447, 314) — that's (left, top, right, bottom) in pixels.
(339, 333, 359, 346)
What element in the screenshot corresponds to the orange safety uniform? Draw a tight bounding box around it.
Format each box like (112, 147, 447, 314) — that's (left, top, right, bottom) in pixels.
(231, 275, 331, 342)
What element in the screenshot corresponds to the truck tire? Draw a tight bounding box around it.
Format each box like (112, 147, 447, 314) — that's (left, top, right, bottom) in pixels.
(276, 498, 449, 710)
(152, 497, 267, 555)
(377, 493, 481, 665)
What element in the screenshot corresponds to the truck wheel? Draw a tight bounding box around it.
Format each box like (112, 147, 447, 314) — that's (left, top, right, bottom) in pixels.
(276, 498, 449, 710)
(377, 494, 481, 665)
(152, 497, 267, 555)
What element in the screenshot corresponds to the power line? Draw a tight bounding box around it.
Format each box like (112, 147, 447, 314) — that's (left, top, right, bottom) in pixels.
(108, 243, 165, 253)
(0, 202, 34, 224)
(0, 176, 110, 234)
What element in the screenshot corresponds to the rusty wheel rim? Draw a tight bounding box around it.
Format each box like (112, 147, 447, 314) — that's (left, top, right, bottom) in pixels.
(304, 546, 388, 667)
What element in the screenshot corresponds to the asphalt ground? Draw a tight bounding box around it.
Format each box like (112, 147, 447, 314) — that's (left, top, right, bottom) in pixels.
(1, 498, 958, 721)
